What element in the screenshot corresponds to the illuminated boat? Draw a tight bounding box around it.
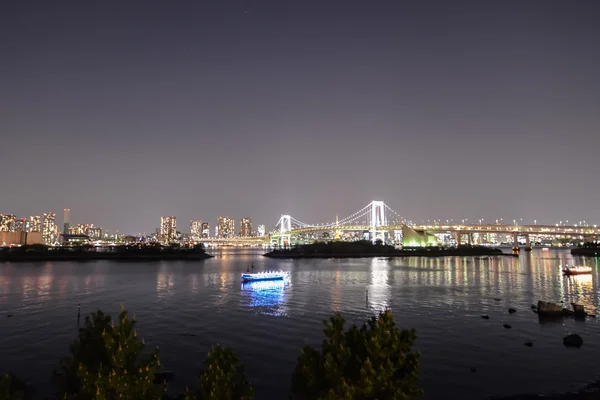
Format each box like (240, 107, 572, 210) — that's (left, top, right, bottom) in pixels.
(241, 279, 286, 290)
(241, 270, 289, 282)
(562, 266, 592, 276)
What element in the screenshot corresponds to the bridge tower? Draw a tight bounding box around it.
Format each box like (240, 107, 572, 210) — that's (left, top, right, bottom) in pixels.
(334, 215, 341, 240)
(279, 214, 292, 248)
(370, 201, 387, 243)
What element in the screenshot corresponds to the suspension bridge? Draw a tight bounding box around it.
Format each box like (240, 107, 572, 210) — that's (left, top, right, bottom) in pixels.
(269, 200, 407, 247)
(195, 200, 600, 247)
(267, 200, 600, 248)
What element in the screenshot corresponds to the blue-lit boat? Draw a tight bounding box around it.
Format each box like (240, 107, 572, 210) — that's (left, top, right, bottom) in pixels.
(241, 270, 289, 282)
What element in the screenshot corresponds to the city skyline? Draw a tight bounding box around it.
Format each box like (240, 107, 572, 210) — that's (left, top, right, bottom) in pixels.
(2, 208, 269, 237)
(2, 1, 600, 233)
(2, 204, 599, 239)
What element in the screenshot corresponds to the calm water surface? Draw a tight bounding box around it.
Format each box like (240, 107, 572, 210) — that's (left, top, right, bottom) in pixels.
(1, 249, 600, 399)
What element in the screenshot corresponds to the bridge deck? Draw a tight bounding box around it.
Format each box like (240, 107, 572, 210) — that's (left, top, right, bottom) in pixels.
(281, 224, 600, 236)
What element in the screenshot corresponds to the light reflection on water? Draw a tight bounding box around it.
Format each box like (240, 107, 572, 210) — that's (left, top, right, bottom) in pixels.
(368, 258, 390, 311)
(240, 279, 289, 316)
(156, 267, 174, 298)
(1, 249, 600, 400)
(189, 273, 201, 294)
(563, 274, 596, 312)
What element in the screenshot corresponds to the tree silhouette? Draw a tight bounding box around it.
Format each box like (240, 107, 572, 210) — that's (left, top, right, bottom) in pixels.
(185, 346, 254, 400)
(4, 309, 421, 400)
(0, 373, 30, 400)
(292, 310, 421, 400)
(55, 306, 166, 400)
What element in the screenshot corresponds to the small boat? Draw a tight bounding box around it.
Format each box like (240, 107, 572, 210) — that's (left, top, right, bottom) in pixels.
(241, 270, 289, 282)
(241, 279, 286, 291)
(562, 266, 592, 275)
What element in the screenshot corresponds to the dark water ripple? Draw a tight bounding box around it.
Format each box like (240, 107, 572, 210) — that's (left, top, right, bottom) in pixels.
(1, 249, 600, 399)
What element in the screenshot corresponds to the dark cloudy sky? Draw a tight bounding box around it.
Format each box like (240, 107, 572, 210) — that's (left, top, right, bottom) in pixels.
(1, 1, 599, 234)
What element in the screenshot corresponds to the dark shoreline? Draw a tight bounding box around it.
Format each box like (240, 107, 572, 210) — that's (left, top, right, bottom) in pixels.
(570, 247, 600, 256)
(264, 251, 516, 259)
(0, 247, 213, 262)
(264, 243, 515, 259)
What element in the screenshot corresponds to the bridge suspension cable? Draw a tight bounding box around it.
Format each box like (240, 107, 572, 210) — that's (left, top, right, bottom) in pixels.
(271, 202, 383, 231)
(384, 203, 407, 225)
(295, 203, 375, 229)
(334, 203, 373, 226)
(289, 216, 313, 228)
(270, 214, 313, 234)
(270, 201, 407, 233)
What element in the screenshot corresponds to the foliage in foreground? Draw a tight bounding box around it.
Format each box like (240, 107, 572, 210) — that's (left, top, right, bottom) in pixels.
(185, 346, 255, 400)
(54, 307, 165, 400)
(0, 373, 30, 400)
(4, 308, 420, 400)
(292, 310, 422, 400)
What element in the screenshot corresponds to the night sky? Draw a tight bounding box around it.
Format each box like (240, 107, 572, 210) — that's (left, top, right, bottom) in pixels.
(2, 1, 599, 234)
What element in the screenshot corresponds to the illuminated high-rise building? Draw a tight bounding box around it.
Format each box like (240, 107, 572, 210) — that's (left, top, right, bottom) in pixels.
(29, 216, 41, 232)
(240, 217, 252, 237)
(257, 225, 266, 237)
(70, 223, 93, 235)
(12, 218, 27, 232)
(63, 208, 71, 235)
(217, 217, 235, 238)
(190, 220, 202, 240)
(201, 222, 210, 238)
(160, 216, 177, 243)
(42, 213, 56, 244)
(8, 216, 19, 232)
(0, 214, 16, 232)
(0, 214, 15, 232)
(86, 227, 102, 239)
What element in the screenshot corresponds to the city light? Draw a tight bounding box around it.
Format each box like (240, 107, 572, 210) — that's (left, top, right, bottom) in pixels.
(217, 216, 235, 238)
(240, 217, 252, 237)
(1, 201, 599, 248)
(160, 216, 177, 244)
(190, 220, 202, 241)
